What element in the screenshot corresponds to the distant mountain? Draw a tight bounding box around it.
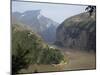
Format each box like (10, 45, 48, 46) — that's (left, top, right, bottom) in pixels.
(12, 10, 59, 43)
(55, 12, 96, 51)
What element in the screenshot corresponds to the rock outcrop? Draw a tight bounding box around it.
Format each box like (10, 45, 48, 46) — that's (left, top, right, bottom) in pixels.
(55, 12, 96, 51)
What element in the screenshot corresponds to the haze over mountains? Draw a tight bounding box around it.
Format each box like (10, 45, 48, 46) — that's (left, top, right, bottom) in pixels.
(12, 9, 96, 52)
(12, 10, 59, 43)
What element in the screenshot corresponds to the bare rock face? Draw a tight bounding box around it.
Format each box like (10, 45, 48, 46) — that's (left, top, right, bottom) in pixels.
(55, 12, 96, 51)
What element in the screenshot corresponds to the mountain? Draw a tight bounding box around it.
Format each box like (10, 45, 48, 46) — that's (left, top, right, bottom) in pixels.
(55, 12, 96, 51)
(12, 10, 59, 43)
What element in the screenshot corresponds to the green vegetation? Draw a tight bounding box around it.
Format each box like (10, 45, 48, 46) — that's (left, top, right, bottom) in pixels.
(39, 46, 64, 64)
(12, 44, 29, 74)
(12, 24, 64, 74)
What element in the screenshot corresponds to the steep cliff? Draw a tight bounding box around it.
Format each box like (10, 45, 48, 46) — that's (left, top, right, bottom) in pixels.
(55, 12, 96, 51)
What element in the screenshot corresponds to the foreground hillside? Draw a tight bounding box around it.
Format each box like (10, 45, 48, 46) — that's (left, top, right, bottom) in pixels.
(56, 12, 96, 52)
(12, 24, 64, 74)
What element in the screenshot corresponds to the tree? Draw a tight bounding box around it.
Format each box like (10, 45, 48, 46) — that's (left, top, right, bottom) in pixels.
(85, 5, 96, 16)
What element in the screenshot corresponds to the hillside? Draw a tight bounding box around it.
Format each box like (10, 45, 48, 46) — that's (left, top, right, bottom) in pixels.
(12, 24, 64, 74)
(55, 12, 96, 51)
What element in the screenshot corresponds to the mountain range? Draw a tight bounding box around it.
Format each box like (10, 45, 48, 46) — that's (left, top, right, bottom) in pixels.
(12, 10, 59, 43)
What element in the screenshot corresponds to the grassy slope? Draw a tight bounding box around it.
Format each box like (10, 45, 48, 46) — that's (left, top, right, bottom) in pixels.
(12, 24, 65, 73)
(62, 12, 96, 32)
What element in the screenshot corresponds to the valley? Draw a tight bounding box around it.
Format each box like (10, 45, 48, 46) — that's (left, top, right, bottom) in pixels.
(18, 48, 96, 73)
(12, 3, 96, 74)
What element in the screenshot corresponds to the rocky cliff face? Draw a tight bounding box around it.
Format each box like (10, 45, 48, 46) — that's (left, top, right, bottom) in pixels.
(55, 12, 96, 51)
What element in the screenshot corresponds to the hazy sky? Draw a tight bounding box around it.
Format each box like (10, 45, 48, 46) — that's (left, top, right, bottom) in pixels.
(12, 1, 87, 23)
